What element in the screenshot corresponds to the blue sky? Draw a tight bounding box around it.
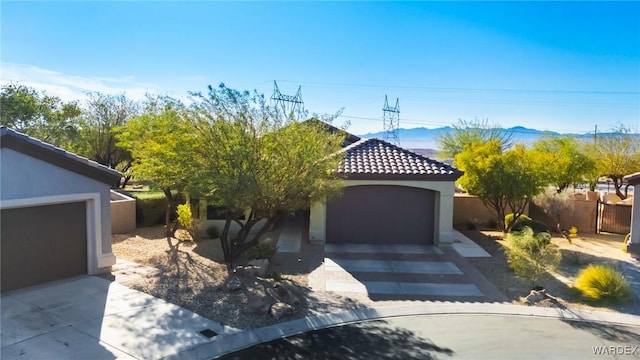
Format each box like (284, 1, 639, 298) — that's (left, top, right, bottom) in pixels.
(2, 1, 639, 135)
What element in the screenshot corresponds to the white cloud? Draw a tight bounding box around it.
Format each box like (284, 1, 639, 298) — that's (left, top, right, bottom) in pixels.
(0, 63, 157, 102)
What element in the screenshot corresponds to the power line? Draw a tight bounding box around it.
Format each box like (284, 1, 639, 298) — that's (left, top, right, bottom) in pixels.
(382, 95, 400, 145)
(271, 81, 304, 121)
(272, 79, 640, 96)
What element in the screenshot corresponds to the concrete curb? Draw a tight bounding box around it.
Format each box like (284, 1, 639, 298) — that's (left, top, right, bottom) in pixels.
(168, 302, 640, 360)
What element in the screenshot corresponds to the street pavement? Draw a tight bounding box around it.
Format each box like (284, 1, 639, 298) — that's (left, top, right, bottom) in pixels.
(218, 313, 640, 360)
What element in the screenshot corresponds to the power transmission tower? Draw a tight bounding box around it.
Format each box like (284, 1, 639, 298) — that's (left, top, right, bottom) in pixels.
(382, 95, 400, 145)
(271, 81, 304, 121)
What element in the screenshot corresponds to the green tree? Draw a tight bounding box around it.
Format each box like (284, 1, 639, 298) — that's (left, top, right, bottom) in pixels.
(455, 140, 547, 232)
(116, 96, 201, 236)
(191, 84, 346, 264)
(532, 135, 595, 193)
(75, 92, 139, 187)
(586, 126, 640, 199)
(0, 83, 82, 147)
(437, 118, 514, 159)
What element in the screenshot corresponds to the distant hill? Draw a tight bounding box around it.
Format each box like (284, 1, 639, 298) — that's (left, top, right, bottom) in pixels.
(358, 126, 607, 151)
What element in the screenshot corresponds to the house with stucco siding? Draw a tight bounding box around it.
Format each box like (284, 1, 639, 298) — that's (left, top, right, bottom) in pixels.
(0, 126, 120, 292)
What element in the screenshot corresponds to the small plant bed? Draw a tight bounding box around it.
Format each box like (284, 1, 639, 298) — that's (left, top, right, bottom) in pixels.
(463, 229, 639, 314)
(112, 226, 364, 329)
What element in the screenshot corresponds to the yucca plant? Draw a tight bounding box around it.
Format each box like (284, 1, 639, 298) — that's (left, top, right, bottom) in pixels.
(574, 265, 632, 304)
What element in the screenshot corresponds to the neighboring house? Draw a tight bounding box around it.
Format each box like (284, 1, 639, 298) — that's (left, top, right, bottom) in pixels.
(309, 136, 463, 246)
(623, 172, 640, 258)
(0, 127, 121, 292)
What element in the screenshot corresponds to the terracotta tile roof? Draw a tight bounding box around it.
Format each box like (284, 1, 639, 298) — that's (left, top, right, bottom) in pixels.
(0, 126, 122, 185)
(337, 138, 463, 181)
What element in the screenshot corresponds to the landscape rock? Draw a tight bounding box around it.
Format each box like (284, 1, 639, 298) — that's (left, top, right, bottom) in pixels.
(244, 291, 273, 314)
(248, 259, 270, 277)
(236, 265, 256, 278)
(226, 276, 242, 291)
(270, 302, 293, 320)
(523, 289, 546, 304)
(272, 282, 302, 305)
(259, 237, 275, 246)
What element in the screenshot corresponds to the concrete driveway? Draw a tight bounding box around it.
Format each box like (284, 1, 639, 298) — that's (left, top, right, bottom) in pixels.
(1, 276, 234, 359)
(315, 242, 506, 302)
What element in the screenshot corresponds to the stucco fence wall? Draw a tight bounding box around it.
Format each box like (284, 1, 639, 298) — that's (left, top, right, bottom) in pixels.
(453, 194, 530, 229)
(110, 190, 136, 234)
(529, 198, 597, 234)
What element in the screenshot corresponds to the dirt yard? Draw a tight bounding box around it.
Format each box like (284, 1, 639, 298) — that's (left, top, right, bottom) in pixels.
(111, 226, 365, 329)
(464, 230, 640, 315)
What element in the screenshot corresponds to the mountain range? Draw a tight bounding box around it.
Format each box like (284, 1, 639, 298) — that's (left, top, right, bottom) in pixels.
(358, 126, 603, 151)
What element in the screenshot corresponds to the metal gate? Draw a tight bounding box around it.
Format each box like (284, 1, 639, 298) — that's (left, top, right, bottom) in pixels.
(596, 200, 632, 234)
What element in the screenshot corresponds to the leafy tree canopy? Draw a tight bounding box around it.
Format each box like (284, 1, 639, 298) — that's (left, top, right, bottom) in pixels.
(0, 83, 81, 147)
(438, 118, 514, 159)
(116, 96, 202, 235)
(456, 140, 547, 231)
(191, 83, 346, 263)
(585, 125, 640, 199)
(74, 92, 140, 187)
(531, 135, 595, 193)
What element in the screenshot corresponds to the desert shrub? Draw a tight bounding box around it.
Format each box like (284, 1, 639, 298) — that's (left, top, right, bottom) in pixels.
(574, 265, 632, 304)
(511, 219, 551, 235)
(206, 225, 220, 239)
(504, 226, 561, 286)
(131, 191, 183, 227)
(135, 197, 167, 226)
(242, 243, 278, 260)
(177, 203, 198, 240)
(504, 213, 531, 230)
(532, 187, 574, 231)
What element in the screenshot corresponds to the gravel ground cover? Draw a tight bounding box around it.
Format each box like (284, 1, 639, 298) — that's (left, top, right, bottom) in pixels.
(112, 226, 365, 329)
(464, 230, 640, 314)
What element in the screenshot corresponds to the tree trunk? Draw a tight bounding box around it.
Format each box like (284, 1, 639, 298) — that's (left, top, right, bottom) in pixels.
(220, 211, 233, 263)
(613, 176, 625, 200)
(219, 212, 281, 266)
(163, 187, 177, 237)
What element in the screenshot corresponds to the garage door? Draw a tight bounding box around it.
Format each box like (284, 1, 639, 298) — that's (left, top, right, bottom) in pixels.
(1, 202, 87, 292)
(326, 185, 435, 245)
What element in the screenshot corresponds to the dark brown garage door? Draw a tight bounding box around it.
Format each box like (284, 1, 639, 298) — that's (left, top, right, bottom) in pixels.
(326, 185, 435, 245)
(1, 202, 87, 292)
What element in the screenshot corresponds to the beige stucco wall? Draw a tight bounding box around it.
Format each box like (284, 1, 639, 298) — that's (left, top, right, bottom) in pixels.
(453, 194, 497, 227)
(630, 192, 640, 245)
(309, 179, 456, 246)
(1, 148, 116, 273)
(110, 191, 136, 234)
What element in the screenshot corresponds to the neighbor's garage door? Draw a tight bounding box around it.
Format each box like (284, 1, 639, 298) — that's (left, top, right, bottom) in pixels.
(326, 185, 435, 245)
(1, 202, 87, 292)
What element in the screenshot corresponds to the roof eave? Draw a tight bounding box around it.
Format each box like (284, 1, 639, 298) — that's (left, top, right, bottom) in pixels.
(338, 172, 463, 182)
(1, 131, 122, 185)
(624, 172, 640, 185)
